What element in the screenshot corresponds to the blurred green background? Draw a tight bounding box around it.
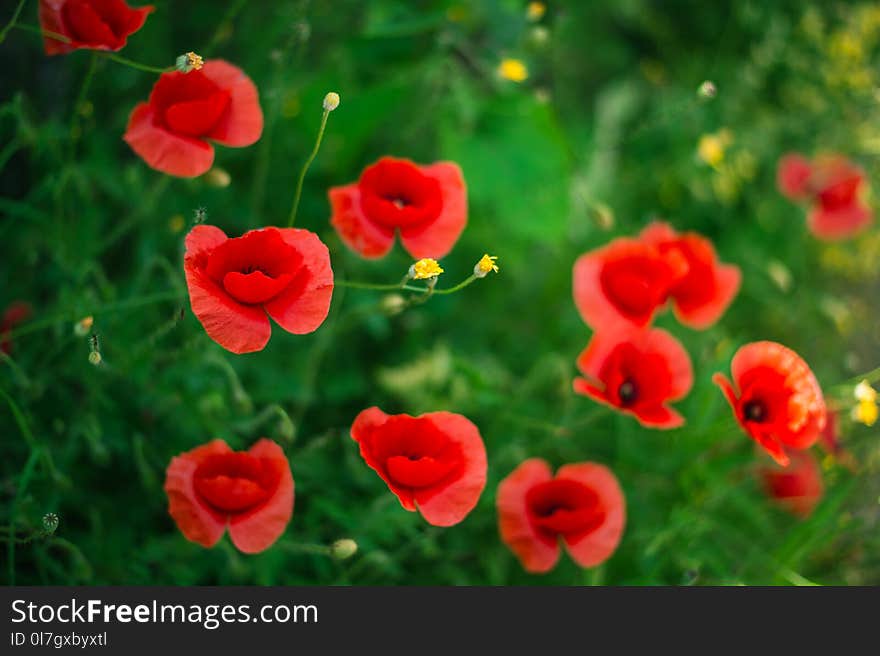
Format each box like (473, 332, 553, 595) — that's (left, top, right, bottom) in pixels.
(1, 0, 879, 585)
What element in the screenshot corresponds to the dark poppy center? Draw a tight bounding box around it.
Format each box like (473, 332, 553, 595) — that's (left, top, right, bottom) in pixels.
(618, 380, 638, 405)
(526, 479, 605, 537)
(194, 453, 281, 514)
(359, 159, 443, 229)
(743, 399, 767, 423)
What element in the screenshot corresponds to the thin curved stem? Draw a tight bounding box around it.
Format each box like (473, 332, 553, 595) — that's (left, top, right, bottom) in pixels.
(102, 52, 173, 74)
(287, 108, 330, 227)
(0, 0, 28, 45)
(433, 274, 477, 295)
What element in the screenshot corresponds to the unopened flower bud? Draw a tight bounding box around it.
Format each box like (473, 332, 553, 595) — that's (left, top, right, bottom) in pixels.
(697, 80, 717, 100)
(381, 294, 407, 316)
(330, 538, 358, 560)
(474, 254, 499, 278)
(88, 351, 102, 366)
(323, 92, 340, 112)
(204, 167, 231, 188)
(74, 316, 94, 337)
(176, 51, 204, 73)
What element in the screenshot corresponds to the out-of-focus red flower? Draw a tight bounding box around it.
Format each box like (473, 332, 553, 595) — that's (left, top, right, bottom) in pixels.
(350, 407, 487, 527)
(777, 153, 872, 240)
(39, 0, 153, 55)
(819, 409, 841, 454)
(183, 225, 333, 354)
(1, 302, 33, 354)
(164, 438, 293, 554)
(124, 60, 263, 178)
(573, 327, 693, 429)
(758, 450, 823, 518)
(497, 458, 625, 573)
(639, 222, 741, 329)
(572, 237, 685, 330)
(329, 157, 467, 259)
(713, 341, 826, 466)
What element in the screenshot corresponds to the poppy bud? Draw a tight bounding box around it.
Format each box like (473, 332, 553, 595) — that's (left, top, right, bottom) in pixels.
(204, 167, 231, 188)
(697, 80, 717, 100)
(74, 316, 94, 337)
(473, 254, 499, 278)
(381, 294, 407, 316)
(42, 513, 59, 534)
(175, 51, 204, 73)
(330, 538, 358, 560)
(323, 92, 340, 112)
(88, 333, 101, 365)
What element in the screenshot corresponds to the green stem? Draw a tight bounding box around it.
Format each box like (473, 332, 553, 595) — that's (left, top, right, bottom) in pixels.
(287, 108, 330, 227)
(335, 275, 479, 295)
(0, 0, 30, 45)
(102, 52, 173, 74)
(8, 450, 40, 586)
(68, 52, 97, 146)
(433, 274, 477, 295)
(12, 22, 70, 44)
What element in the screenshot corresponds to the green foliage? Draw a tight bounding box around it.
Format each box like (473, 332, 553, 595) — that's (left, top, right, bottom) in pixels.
(1, 0, 879, 586)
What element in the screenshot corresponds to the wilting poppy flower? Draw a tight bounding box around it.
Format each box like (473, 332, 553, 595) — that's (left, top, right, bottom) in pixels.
(164, 438, 293, 553)
(0, 301, 33, 355)
(758, 450, 823, 518)
(39, 0, 153, 55)
(573, 327, 693, 429)
(124, 60, 263, 178)
(350, 407, 487, 526)
(639, 222, 741, 329)
(497, 458, 625, 573)
(329, 156, 467, 259)
(777, 153, 872, 240)
(183, 225, 333, 354)
(713, 341, 826, 466)
(572, 237, 684, 330)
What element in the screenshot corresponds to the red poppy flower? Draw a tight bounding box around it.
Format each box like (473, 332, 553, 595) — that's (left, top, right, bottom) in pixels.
(819, 410, 841, 454)
(164, 438, 293, 554)
(639, 222, 741, 329)
(39, 0, 153, 55)
(497, 458, 625, 573)
(1, 301, 33, 355)
(758, 450, 823, 518)
(183, 225, 333, 354)
(777, 152, 872, 240)
(349, 407, 487, 527)
(124, 60, 263, 178)
(572, 237, 685, 330)
(573, 327, 693, 429)
(329, 156, 467, 259)
(713, 341, 826, 466)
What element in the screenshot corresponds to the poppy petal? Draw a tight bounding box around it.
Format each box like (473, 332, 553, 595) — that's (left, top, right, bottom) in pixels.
(329, 184, 396, 259)
(350, 407, 416, 511)
(556, 463, 625, 568)
(185, 224, 227, 257)
(640, 327, 693, 400)
(164, 439, 229, 548)
(807, 202, 872, 240)
(184, 260, 272, 354)
(413, 412, 487, 527)
(264, 229, 334, 335)
(200, 60, 264, 147)
(399, 162, 467, 259)
(671, 262, 741, 329)
(123, 103, 216, 178)
(497, 459, 560, 574)
(227, 439, 295, 554)
(777, 154, 813, 200)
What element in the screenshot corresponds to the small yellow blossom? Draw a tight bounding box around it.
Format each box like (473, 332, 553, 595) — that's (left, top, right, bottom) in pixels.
(697, 129, 732, 168)
(526, 2, 546, 22)
(854, 380, 876, 403)
(498, 58, 528, 83)
(410, 258, 444, 280)
(474, 254, 499, 278)
(853, 399, 878, 426)
(74, 316, 94, 337)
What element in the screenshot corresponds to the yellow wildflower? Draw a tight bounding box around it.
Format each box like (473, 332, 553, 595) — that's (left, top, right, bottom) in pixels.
(474, 254, 499, 278)
(409, 258, 444, 280)
(854, 380, 876, 403)
(853, 399, 878, 426)
(526, 2, 546, 21)
(498, 58, 528, 83)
